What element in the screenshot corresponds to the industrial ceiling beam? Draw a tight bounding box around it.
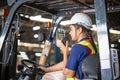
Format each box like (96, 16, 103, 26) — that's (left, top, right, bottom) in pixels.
(71, 0, 94, 8)
(25, 3, 58, 15)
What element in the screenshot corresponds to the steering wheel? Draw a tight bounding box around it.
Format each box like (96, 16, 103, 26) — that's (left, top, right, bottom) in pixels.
(21, 59, 45, 75)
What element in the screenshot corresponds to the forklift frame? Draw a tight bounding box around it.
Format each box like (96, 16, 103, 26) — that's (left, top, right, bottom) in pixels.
(0, 0, 116, 80)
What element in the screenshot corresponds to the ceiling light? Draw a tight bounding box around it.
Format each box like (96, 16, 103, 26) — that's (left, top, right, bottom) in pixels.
(118, 39, 120, 43)
(33, 26, 40, 31)
(25, 15, 29, 18)
(109, 29, 120, 34)
(20, 14, 24, 16)
(111, 44, 115, 47)
(34, 34, 38, 38)
(31, 17, 52, 22)
(35, 53, 41, 57)
(19, 51, 29, 59)
(89, 24, 120, 34)
(30, 15, 41, 20)
(30, 15, 52, 22)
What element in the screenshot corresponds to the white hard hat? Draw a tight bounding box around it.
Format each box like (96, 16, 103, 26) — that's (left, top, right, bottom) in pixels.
(68, 13, 92, 30)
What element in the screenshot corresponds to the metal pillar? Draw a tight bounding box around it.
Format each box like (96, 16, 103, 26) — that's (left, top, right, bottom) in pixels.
(1, 34, 11, 80)
(94, 0, 113, 80)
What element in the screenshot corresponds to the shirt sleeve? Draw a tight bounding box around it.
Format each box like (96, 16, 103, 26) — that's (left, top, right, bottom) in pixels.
(66, 39, 90, 79)
(66, 44, 89, 71)
(66, 44, 80, 70)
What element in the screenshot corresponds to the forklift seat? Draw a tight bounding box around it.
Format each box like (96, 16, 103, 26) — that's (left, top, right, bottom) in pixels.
(81, 54, 100, 80)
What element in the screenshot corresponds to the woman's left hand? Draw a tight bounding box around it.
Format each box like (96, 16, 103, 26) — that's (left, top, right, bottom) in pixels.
(57, 39, 69, 55)
(63, 41, 69, 55)
(38, 66, 47, 72)
(56, 39, 65, 48)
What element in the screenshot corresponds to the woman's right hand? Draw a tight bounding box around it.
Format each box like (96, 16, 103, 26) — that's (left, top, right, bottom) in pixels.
(38, 66, 47, 72)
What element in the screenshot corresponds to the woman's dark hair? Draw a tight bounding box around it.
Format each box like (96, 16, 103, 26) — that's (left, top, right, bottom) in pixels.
(73, 24, 97, 53)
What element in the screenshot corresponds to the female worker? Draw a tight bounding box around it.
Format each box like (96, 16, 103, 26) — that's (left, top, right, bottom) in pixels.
(39, 13, 97, 80)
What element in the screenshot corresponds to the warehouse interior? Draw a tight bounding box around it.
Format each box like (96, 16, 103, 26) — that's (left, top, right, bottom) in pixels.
(0, 0, 120, 80)
(0, 0, 120, 61)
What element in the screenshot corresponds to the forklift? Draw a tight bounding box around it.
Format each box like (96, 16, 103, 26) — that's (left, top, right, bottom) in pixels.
(0, 0, 120, 80)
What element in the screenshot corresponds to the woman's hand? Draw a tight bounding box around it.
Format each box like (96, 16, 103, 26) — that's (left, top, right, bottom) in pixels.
(63, 41, 69, 55)
(56, 39, 64, 48)
(39, 66, 47, 72)
(56, 39, 69, 55)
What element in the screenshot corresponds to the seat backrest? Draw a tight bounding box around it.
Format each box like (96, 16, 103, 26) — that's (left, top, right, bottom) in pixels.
(81, 54, 100, 80)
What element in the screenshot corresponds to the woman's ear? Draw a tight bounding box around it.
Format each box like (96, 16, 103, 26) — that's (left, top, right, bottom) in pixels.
(78, 27, 83, 33)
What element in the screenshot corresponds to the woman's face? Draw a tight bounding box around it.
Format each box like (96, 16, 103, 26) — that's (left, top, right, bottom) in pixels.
(69, 25, 78, 41)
